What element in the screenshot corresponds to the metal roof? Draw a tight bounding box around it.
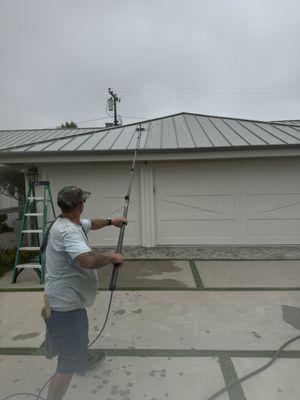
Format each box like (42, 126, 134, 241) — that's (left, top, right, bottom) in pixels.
(1, 113, 300, 153)
(270, 119, 300, 126)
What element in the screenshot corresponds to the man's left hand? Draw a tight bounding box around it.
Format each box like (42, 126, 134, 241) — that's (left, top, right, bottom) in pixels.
(112, 217, 128, 227)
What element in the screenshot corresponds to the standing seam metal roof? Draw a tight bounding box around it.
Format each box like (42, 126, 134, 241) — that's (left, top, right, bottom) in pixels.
(1, 113, 300, 153)
(271, 119, 300, 126)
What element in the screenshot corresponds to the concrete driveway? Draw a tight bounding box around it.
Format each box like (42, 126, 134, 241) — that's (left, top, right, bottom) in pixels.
(0, 246, 300, 400)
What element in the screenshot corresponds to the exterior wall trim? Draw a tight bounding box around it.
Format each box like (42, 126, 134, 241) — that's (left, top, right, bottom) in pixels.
(139, 163, 156, 247)
(1, 148, 300, 165)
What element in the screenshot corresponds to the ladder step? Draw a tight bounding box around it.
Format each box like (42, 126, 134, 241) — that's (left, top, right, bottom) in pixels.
(33, 181, 49, 185)
(19, 247, 40, 251)
(15, 264, 41, 269)
(25, 213, 43, 216)
(28, 197, 44, 201)
(22, 229, 43, 233)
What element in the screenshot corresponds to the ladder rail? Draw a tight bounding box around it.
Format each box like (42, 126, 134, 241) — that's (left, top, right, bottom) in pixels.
(12, 184, 32, 283)
(40, 184, 48, 281)
(12, 181, 56, 284)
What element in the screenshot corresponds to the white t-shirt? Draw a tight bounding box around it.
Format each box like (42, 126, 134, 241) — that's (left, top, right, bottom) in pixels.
(44, 217, 98, 311)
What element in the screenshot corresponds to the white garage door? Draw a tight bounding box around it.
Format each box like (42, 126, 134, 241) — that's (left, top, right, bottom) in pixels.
(154, 159, 300, 245)
(40, 164, 141, 247)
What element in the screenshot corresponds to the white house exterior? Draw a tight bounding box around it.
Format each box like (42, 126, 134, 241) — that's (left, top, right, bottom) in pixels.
(1, 112, 300, 247)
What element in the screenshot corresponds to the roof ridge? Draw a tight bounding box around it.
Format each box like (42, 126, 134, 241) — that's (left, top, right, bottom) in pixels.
(1, 112, 300, 135)
(0, 127, 105, 133)
(1, 112, 300, 152)
(0, 113, 187, 150)
(0, 112, 186, 134)
(182, 112, 300, 126)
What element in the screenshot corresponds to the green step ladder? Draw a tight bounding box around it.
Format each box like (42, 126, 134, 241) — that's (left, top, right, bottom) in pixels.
(12, 181, 56, 284)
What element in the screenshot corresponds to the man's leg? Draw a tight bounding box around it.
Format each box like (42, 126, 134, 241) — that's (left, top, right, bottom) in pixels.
(46, 372, 73, 400)
(45, 309, 89, 399)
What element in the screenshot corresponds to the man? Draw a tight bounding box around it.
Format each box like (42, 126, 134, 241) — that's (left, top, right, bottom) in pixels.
(43, 186, 126, 400)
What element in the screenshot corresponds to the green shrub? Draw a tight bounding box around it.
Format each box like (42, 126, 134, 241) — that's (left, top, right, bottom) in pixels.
(0, 247, 38, 278)
(0, 214, 14, 234)
(0, 214, 7, 224)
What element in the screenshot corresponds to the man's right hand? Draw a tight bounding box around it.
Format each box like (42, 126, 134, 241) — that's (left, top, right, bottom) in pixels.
(111, 253, 124, 265)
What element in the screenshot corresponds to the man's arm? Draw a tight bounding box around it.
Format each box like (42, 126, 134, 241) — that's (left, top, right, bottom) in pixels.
(75, 251, 123, 269)
(90, 217, 127, 230)
(90, 219, 110, 230)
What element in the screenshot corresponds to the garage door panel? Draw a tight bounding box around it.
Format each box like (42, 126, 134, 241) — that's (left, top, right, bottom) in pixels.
(156, 164, 234, 195)
(247, 194, 300, 219)
(247, 220, 300, 243)
(97, 198, 138, 218)
(155, 162, 236, 244)
(245, 160, 300, 193)
(159, 195, 235, 219)
(159, 220, 236, 244)
(244, 159, 300, 243)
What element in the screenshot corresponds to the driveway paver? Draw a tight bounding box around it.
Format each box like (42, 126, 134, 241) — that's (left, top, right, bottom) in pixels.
(1, 291, 300, 351)
(232, 357, 300, 400)
(1, 252, 300, 400)
(0, 355, 229, 400)
(195, 260, 300, 288)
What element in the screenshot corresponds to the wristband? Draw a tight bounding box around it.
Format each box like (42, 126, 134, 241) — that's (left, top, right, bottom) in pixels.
(106, 218, 112, 226)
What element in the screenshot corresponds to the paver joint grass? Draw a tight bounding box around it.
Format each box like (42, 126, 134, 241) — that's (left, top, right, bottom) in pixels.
(218, 354, 247, 400)
(189, 260, 205, 289)
(1, 347, 300, 358)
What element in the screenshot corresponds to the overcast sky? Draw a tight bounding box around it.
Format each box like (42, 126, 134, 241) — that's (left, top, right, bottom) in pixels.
(1, 0, 300, 129)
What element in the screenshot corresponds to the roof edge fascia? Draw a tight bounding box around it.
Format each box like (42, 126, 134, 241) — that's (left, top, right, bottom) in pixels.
(1, 146, 300, 164)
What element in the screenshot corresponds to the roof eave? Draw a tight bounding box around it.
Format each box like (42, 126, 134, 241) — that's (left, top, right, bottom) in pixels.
(1, 144, 300, 165)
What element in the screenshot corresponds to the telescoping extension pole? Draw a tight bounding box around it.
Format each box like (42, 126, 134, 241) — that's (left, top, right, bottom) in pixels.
(109, 124, 145, 290)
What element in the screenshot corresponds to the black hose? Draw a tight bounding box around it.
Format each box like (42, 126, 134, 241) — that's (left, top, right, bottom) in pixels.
(205, 334, 300, 400)
(1, 394, 46, 400)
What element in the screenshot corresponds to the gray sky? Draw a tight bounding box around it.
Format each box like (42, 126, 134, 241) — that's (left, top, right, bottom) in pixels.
(1, 0, 300, 129)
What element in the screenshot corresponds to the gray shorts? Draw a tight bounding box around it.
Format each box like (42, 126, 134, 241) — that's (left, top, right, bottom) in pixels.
(45, 308, 89, 374)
